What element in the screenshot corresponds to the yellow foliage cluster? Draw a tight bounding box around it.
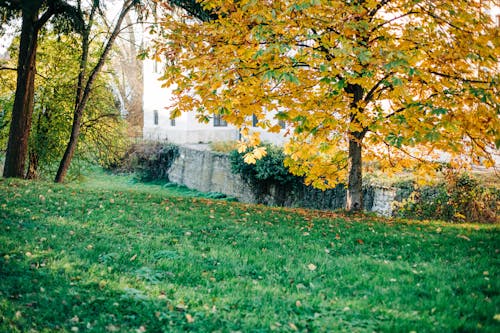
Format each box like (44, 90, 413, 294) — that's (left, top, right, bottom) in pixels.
(153, 0, 500, 189)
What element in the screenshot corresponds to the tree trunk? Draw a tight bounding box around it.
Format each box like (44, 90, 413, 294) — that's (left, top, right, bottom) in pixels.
(346, 133, 363, 211)
(25, 149, 39, 179)
(55, 0, 134, 183)
(54, 105, 84, 182)
(3, 5, 39, 178)
(345, 83, 366, 212)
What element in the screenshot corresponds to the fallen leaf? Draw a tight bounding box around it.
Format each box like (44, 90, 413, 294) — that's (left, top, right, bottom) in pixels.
(307, 263, 317, 271)
(289, 322, 298, 331)
(356, 239, 364, 245)
(185, 313, 194, 323)
(130, 254, 137, 261)
(106, 324, 119, 332)
(457, 234, 470, 241)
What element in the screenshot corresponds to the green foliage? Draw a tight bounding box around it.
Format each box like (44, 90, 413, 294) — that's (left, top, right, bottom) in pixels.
(395, 171, 499, 223)
(0, 32, 128, 178)
(0, 172, 499, 332)
(117, 141, 180, 182)
(230, 144, 303, 203)
(230, 144, 300, 186)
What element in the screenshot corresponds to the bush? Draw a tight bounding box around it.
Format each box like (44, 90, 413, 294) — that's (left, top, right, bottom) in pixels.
(229, 144, 303, 203)
(394, 171, 499, 223)
(114, 142, 179, 182)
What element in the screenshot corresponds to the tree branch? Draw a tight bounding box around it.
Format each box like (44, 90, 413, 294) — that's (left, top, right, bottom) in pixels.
(364, 72, 393, 103)
(429, 70, 492, 84)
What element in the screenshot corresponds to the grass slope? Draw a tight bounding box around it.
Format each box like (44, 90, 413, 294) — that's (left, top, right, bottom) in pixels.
(0, 172, 499, 332)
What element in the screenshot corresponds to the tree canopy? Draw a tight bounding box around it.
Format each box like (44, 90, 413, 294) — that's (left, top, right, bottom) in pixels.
(154, 0, 500, 210)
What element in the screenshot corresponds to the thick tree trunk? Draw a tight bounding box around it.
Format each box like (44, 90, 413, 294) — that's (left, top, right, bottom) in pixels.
(346, 133, 363, 211)
(3, 5, 39, 178)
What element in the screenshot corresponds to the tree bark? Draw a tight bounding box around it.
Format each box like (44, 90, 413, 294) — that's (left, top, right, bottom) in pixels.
(345, 83, 366, 212)
(25, 149, 39, 179)
(346, 133, 363, 211)
(55, 0, 134, 183)
(3, 4, 39, 178)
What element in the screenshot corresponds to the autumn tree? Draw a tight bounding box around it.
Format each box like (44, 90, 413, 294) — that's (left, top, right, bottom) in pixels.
(0, 0, 81, 178)
(155, 0, 500, 211)
(111, 13, 144, 139)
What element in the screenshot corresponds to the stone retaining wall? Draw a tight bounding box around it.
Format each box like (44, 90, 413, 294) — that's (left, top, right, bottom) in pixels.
(168, 146, 398, 216)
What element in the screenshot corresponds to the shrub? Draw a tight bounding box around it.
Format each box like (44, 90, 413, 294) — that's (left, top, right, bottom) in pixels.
(394, 171, 499, 223)
(229, 144, 303, 203)
(114, 142, 179, 182)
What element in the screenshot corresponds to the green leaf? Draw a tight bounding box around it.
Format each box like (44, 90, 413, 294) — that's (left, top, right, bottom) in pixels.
(281, 72, 300, 85)
(431, 107, 447, 115)
(391, 77, 403, 87)
(386, 133, 403, 148)
(263, 70, 277, 81)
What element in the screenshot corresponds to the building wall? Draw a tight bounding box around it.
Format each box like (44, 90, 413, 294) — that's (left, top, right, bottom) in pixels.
(142, 59, 288, 145)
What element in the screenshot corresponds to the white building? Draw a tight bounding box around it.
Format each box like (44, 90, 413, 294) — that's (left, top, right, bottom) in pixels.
(142, 59, 287, 145)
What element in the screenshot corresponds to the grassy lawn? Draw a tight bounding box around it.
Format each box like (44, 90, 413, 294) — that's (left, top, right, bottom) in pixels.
(0, 172, 499, 332)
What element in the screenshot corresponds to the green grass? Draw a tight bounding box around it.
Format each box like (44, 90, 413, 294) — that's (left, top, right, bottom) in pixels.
(0, 171, 499, 332)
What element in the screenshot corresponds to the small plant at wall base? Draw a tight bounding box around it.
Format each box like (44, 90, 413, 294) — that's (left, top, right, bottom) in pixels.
(230, 144, 303, 204)
(394, 170, 499, 223)
(114, 142, 179, 182)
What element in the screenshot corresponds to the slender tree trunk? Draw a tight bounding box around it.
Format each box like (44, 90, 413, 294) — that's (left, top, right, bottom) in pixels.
(54, 105, 85, 182)
(346, 133, 363, 211)
(55, 0, 134, 183)
(3, 5, 39, 178)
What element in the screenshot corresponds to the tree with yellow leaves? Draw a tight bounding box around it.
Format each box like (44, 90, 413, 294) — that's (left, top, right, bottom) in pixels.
(155, 0, 499, 211)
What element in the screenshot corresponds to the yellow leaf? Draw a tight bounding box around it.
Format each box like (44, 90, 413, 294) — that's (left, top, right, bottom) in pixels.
(243, 153, 257, 164)
(252, 146, 267, 159)
(185, 313, 195, 323)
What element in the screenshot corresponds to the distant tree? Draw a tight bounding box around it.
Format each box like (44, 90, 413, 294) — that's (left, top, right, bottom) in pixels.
(154, 0, 500, 211)
(111, 13, 144, 139)
(0, 0, 82, 178)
